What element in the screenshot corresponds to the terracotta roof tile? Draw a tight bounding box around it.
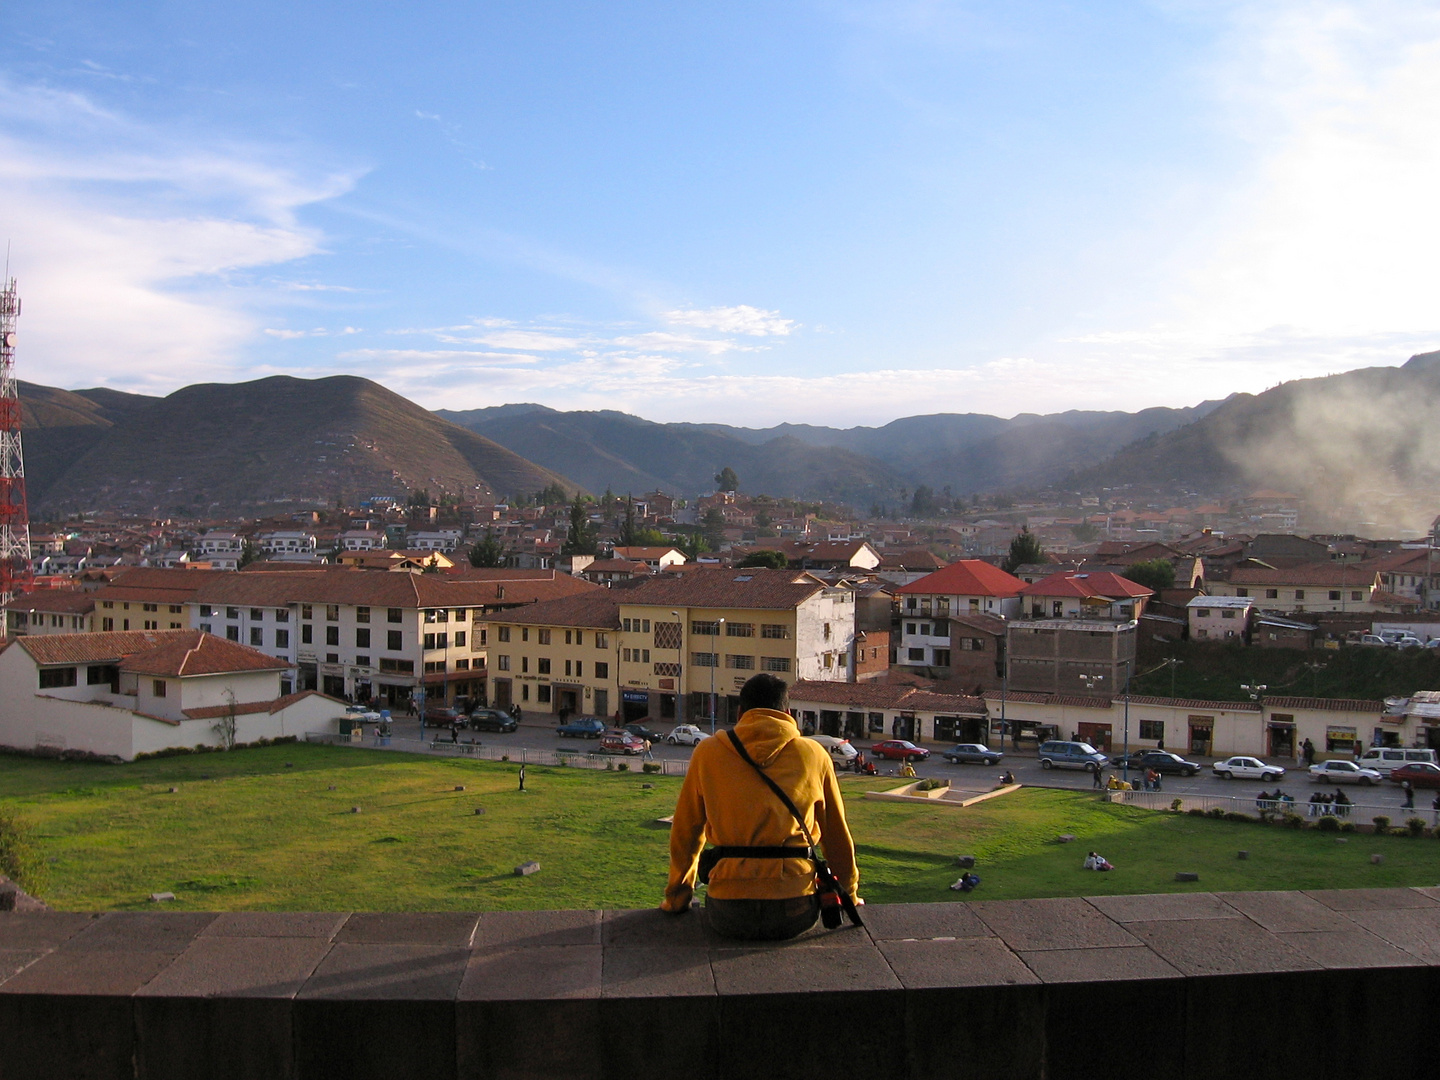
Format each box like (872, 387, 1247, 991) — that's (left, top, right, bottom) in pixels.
(485, 593, 622, 630)
(118, 632, 290, 678)
(616, 568, 831, 611)
(1017, 571, 1152, 600)
(895, 560, 1024, 597)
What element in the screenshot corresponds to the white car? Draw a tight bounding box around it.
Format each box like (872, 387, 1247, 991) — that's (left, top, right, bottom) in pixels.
(1308, 760, 1382, 785)
(805, 734, 859, 762)
(665, 724, 710, 746)
(1212, 756, 1286, 782)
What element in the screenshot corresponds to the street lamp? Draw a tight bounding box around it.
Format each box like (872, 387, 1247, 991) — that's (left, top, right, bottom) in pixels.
(710, 617, 725, 734)
(1078, 672, 1106, 757)
(1242, 683, 1267, 758)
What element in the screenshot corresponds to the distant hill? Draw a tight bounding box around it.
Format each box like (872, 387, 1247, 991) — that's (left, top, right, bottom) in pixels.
(1071, 350, 1440, 530)
(21, 376, 578, 515)
(438, 401, 1221, 502)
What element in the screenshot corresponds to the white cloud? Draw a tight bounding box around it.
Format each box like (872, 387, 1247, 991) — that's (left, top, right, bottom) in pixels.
(662, 305, 796, 337)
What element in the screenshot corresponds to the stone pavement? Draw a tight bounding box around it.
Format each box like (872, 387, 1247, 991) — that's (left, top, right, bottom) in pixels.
(3, 888, 1439, 1079)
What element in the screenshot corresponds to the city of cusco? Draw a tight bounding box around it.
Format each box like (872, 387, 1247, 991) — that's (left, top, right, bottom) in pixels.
(3, 5, 1439, 1078)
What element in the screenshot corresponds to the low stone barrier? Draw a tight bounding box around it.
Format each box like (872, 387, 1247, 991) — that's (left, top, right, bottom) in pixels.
(3, 888, 1438, 1079)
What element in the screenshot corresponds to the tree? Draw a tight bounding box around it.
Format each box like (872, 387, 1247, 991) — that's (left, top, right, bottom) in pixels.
(632, 527, 667, 546)
(408, 488, 431, 507)
(1002, 527, 1045, 573)
(910, 485, 937, 517)
(562, 494, 598, 556)
(677, 532, 712, 560)
(702, 506, 727, 549)
(238, 539, 264, 568)
(467, 528, 507, 568)
(1070, 522, 1100, 543)
(737, 549, 789, 570)
(1123, 558, 1175, 593)
(714, 466, 739, 492)
(620, 495, 639, 546)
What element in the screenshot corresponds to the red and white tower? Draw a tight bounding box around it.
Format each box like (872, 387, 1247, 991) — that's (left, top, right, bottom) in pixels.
(0, 276, 31, 604)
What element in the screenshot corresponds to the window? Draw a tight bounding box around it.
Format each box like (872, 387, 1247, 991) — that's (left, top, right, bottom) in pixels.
(142, 620, 159, 631)
(301, 604, 313, 621)
(387, 630, 402, 651)
(522, 628, 529, 642)
(477, 629, 487, 647)
(142, 603, 158, 613)
(454, 658, 468, 670)
(933, 649, 951, 666)
(497, 655, 511, 671)
(574, 661, 582, 678)
(248, 608, 262, 620)
(642, 619, 650, 633)
(537, 684, 552, 704)
(356, 606, 370, 623)
(424, 633, 436, 650)
(1194, 609, 1211, 618)
(594, 632, 607, 648)
(761, 656, 790, 672)
(1266, 589, 1278, 599)
(1351, 591, 1363, 601)
(498, 626, 511, 642)
(521, 684, 530, 701)
(564, 659, 572, 677)
(761, 624, 790, 639)
(726, 622, 755, 637)
(227, 626, 240, 642)
(1328, 591, 1341, 601)
(387, 608, 403, 623)
(152, 679, 167, 698)
(823, 653, 833, 668)
(908, 648, 924, 661)
(356, 656, 371, 667)
(565, 630, 573, 645)
(1139, 720, 1165, 741)
(424, 609, 441, 624)
(824, 622, 832, 640)
(538, 658, 551, 675)
(356, 628, 371, 648)
(101, 617, 114, 631)
(1221, 609, 1236, 619)
(198, 623, 210, 634)
(326, 653, 338, 664)
(454, 631, 466, 648)
(326, 605, 339, 622)
(39, 667, 77, 689)
(905, 597, 916, 611)
(1235, 588, 1248, 598)
(424, 660, 446, 674)
(199, 605, 213, 617)
(538, 629, 552, 645)
(1051, 601, 1064, 617)
(227, 607, 239, 619)
(594, 661, 609, 679)
(379, 658, 414, 674)
(726, 654, 755, 669)
(452, 609, 466, 622)
(905, 623, 917, 636)
(691, 652, 718, 667)
(692, 620, 719, 635)
(276, 629, 289, 649)
(87, 665, 118, 686)
(960, 638, 985, 651)
(522, 657, 529, 674)
(250, 627, 263, 646)
(325, 626, 339, 647)
(275, 609, 289, 623)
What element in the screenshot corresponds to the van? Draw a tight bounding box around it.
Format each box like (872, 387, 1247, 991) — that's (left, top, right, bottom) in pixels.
(1037, 740, 1108, 772)
(806, 734, 858, 762)
(1356, 747, 1437, 776)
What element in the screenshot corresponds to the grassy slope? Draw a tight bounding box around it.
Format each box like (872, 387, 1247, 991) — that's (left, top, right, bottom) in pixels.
(2, 745, 1436, 911)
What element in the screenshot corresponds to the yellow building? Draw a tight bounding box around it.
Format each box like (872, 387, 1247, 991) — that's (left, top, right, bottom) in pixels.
(484, 594, 621, 718)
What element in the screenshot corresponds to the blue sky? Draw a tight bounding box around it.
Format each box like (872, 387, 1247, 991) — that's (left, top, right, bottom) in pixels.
(2, 1, 1438, 425)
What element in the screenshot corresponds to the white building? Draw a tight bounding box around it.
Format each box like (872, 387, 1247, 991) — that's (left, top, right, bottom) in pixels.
(1187, 595, 1254, 641)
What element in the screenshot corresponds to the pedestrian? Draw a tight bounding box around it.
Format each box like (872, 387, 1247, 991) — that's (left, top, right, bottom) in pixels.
(518, 763, 526, 791)
(1302, 738, 1315, 766)
(1431, 792, 1440, 827)
(1402, 779, 1415, 810)
(1149, 768, 1163, 792)
(643, 738, 654, 761)
(1092, 767, 1105, 790)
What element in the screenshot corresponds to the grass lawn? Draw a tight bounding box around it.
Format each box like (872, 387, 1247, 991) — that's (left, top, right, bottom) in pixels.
(2, 744, 1437, 911)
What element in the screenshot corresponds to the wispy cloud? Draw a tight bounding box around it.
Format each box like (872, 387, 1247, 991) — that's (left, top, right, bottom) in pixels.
(662, 305, 796, 337)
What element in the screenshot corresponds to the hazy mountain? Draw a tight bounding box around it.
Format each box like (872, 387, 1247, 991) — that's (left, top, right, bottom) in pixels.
(439, 401, 1222, 501)
(22, 376, 578, 515)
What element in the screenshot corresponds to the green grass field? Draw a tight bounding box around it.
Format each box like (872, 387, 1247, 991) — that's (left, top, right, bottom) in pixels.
(2, 744, 1437, 911)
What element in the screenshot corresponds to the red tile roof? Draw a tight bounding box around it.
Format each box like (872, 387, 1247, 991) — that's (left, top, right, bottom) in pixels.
(617, 568, 830, 611)
(20, 629, 287, 677)
(486, 593, 622, 630)
(895, 560, 1024, 598)
(1017, 571, 1153, 600)
(191, 568, 601, 609)
(1224, 564, 1381, 588)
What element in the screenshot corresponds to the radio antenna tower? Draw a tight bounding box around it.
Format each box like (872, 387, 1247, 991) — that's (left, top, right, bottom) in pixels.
(0, 272, 32, 605)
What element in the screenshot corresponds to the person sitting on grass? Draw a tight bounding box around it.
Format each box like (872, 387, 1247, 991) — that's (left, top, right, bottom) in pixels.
(950, 872, 981, 892)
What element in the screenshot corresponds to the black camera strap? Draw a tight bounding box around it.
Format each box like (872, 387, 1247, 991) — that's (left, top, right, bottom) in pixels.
(718, 730, 864, 928)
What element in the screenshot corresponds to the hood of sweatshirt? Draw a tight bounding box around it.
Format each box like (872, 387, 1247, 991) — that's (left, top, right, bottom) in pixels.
(732, 707, 802, 768)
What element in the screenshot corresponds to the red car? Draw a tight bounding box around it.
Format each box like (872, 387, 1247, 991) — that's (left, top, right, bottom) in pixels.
(598, 731, 646, 756)
(1388, 762, 1440, 788)
(870, 739, 930, 761)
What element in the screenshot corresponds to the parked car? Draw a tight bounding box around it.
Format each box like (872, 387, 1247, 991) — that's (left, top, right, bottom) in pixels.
(942, 743, 1004, 766)
(1308, 760, 1382, 785)
(424, 706, 467, 727)
(598, 731, 646, 755)
(1212, 756, 1286, 781)
(1387, 762, 1440, 789)
(805, 735, 858, 763)
(1036, 740, 1108, 772)
(1358, 634, 1388, 647)
(666, 724, 709, 746)
(870, 739, 930, 761)
(1356, 746, 1438, 775)
(468, 708, 518, 733)
(555, 717, 606, 739)
(1109, 750, 1202, 777)
(622, 723, 666, 744)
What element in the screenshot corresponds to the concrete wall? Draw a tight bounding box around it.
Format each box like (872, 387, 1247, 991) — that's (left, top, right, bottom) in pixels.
(3, 890, 1438, 1080)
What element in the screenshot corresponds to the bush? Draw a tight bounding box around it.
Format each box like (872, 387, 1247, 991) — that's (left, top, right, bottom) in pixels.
(1281, 812, 1305, 829)
(642, 762, 661, 774)
(1372, 816, 1391, 833)
(1315, 814, 1341, 832)
(1339, 820, 1357, 832)
(1171, 799, 1184, 812)
(1223, 811, 1251, 823)
(1187, 808, 1207, 816)
(1406, 817, 1427, 837)
(1206, 807, 1225, 819)
(500, 755, 510, 762)
(915, 778, 947, 791)
(0, 811, 46, 896)
(617, 762, 629, 772)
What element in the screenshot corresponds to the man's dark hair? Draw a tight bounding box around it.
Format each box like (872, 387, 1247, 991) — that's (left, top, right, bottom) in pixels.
(738, 673, 789, 715)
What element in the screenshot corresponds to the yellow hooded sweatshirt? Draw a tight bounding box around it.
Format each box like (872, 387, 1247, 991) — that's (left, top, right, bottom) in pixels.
(662, 708, 858, 912)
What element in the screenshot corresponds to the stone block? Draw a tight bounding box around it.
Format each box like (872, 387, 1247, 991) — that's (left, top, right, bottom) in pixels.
(879, 936, 1035, 990)
(971, 898, 1138, 952)
(1173, 871, 1200, 882)
(1346, 906, 1440, 963)
(710, 941, 899, 997)
(473, 910, 601, 949)
(1275, 930, 1422, 970)
(602, 907, 724, 949)
(138, 935, 334, 998)
(0, 912, 99, 950)
(136, 998, 296, 1080)
(335, 912, 478, 946)
(955, 855, 976, 868)
(1303, 887, 1438, 912)
(149, 892, 176, 903)
(513, 861, 540, 876)
(0, 947, 177, 996)
(201, 912, 349, 940)
(904, 982, 1046, 1080)
(600, 948, 718, 1080)
(1213, 890, 1357, 933)
(1124, 917, 1319, 977)
(64, 911, 217, 953)
(1016, 945, 1180, 985)
(0, 987, 136, 1080)
(1085, 892, 1240, 924)
(860, 901, 994, 941)
(0, 949, 44, 988)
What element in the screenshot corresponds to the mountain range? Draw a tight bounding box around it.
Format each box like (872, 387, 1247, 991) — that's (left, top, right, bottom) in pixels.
(15, 349, 1440, 524)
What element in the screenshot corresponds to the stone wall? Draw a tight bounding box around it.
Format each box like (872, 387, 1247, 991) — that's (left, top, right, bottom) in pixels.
(2, 888, 1438, 1079)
